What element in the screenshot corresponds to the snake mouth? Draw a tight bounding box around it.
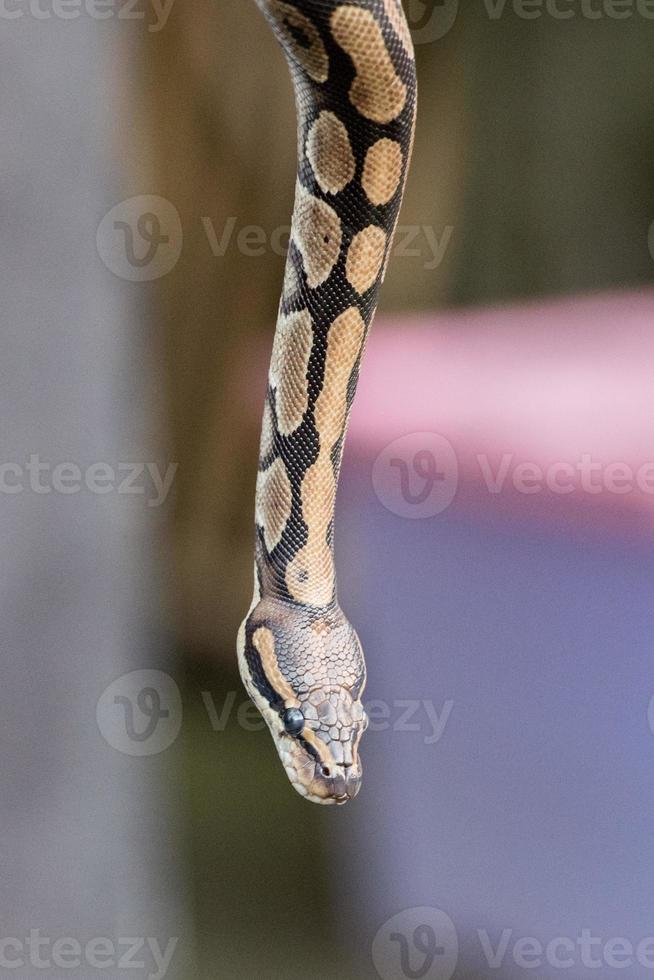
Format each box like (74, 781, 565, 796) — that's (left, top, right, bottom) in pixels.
(287, 757, 362, 805)
(302, 785, 357, 806)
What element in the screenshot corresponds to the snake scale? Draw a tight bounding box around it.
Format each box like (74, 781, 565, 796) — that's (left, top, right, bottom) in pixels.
(238, 0, 417, 804)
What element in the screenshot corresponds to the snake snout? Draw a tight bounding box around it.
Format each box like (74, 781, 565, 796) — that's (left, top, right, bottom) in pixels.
(343, 764, 362, 800)
(314, 760, 361, 804)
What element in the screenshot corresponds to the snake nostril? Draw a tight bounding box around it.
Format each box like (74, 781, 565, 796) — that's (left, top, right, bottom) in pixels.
(320, 765, 331, 778)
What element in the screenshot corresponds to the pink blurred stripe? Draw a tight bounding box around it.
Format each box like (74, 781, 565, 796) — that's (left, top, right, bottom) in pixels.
(348, 290, 654, 528)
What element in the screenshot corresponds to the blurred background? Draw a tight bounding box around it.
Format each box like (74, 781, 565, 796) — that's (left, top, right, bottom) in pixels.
(4, 1, 654, 978)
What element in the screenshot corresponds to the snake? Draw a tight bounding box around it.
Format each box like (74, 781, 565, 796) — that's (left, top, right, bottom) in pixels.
(237, 0, 417, 805)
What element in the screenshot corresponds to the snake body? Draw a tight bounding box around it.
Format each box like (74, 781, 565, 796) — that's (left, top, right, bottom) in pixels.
(238, 0, 417, 804)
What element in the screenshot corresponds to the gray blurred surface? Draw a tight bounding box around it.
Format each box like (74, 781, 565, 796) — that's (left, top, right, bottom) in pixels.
(0, 15, 190, 980)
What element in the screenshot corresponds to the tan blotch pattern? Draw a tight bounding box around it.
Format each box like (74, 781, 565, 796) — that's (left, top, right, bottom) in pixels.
(345, 225, 387, 294)
(306, 112, 356, 195)
(330, 5, 406, 124)
(292, 182, 342, 288)
(252, 626, 300, 708)
(282, 256, 301, 300)
(256, 457, 292, 552)
(269, 309, 314, 434)
(286, 307, 366, 605)
(362, 138, 403, 206)
(266, 1, 329, 83)
(383, 0, 414, 54)
(260, 399, 275, 458)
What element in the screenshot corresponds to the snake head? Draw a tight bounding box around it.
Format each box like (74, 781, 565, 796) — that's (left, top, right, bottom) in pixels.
(237, 596, 368, 805)
(278, 683, 366, 803)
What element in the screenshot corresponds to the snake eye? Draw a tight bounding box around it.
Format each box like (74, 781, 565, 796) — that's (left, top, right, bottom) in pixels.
(282, 707, 305, 736)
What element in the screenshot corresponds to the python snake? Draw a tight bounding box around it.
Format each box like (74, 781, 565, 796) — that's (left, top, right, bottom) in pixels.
(238, 0, 417, 804)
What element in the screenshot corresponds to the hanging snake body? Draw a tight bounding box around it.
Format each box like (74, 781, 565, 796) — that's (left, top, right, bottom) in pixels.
(238, 0, 417, 804)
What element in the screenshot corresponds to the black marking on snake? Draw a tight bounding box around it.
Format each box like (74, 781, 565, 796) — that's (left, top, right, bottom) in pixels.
(244, 631, 284, 710)
(283, 15, 312, 50)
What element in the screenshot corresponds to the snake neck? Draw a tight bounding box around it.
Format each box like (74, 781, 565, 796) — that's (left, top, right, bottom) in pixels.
(255, 299, 364, 609)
